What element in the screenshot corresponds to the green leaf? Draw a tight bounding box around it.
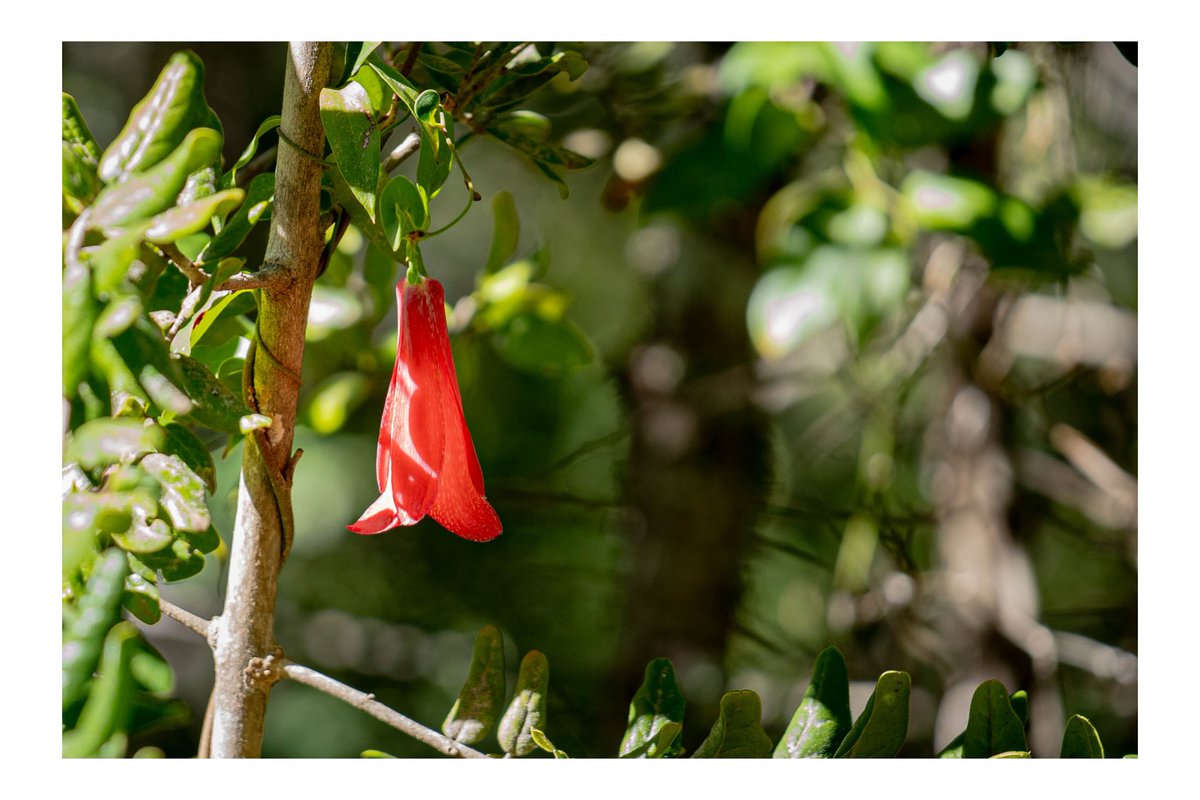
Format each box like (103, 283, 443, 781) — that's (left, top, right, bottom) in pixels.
(962, 679, 1028, 758)
(98, 50, 222, 183)
(63, 92, 101, 166)
(485, 191, 519, 274)
(442, 625, 507, 746)
(63, 247, 98, 397)
(833, 671, 910, 758)
(327, 164, 394, 256)
(937, 688, 1028, 758)
(340, 42, 382, 87)
(170, 289, 249, 356)
(492, 312, 594, 374)
(63, 549, 129, 710)
(774, 645, 853, 758)
(692, 690, 773, 758)
(1060, 714, 1105, 758)
(63, 621, 140, 757)
(143, 188, 244, 244)
(180, 522, 221, 556)
(902, 170, 998, 231)
(111, 319, 194, 416)
(620, 657, 686, 758)
(121, 572, 161, 624)
(162, 422, 216, 493)
(176, 354, 253, 433)
(64, 418, 166, 471)
(321, 80, 382, 223)
(110, 509, 173, 554)
(64, 141, 101, 206)
(92, 127, 225, 228)
(361, 749, 396, 758)
(138, 537, 206, 583)
(991, 750, 1031, 758)
(129, 637, 174, 695)
(366, 57, 421, 116)
(177, 164, 218, 206)
(90, 229, 144, 296)
(198, 173, 275, 264)
(379, 175, 429, 250)
(498, 650, 549, 756)
(487, 123, 594, 170)
(417, 115, 453, 198)
(223, 115, 280, 189)
(139, 452, 210, 533)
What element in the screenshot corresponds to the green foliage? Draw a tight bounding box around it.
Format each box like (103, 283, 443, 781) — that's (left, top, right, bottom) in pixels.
(620, 658, 686, 757)
(773, 645, 852, 758)
(443, 625, 507, 746)
(691, 691, 773, 758)
(961, 680, 1028, 758)
(834, 671, 911, 757)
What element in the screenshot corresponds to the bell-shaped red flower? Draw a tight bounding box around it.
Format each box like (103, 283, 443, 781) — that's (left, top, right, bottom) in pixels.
(349, 276, 501, 542)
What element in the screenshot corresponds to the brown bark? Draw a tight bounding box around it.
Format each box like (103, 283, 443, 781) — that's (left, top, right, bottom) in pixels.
(208, 42, 331, 758)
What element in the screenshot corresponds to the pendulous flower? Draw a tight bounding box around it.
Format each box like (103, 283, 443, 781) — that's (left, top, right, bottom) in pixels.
(349, 276, 501, 542)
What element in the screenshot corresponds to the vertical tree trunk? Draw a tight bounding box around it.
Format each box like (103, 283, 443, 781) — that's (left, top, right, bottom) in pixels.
(208, 42, 331, 758)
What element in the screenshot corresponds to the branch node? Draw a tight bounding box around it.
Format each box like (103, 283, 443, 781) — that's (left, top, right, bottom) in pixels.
(244, 647, 287, 692)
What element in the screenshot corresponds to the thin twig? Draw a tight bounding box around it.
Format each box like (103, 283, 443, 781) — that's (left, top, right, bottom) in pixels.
(158, 598, 213, 637)
(217, 265, 288, 293)
(383, 131, 421, 173)
(160, 242, 210, 286)
(281, 662, 489, 759)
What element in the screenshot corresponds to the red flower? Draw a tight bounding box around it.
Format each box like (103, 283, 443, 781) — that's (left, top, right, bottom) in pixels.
(349, 276, 501, 542)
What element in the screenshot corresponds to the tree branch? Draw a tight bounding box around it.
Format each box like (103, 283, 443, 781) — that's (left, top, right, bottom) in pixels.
(281, 663, 489, 759)
(158, 598, 213, 638)
(208, 41, 332, 759)
(152, 596, 485, 759)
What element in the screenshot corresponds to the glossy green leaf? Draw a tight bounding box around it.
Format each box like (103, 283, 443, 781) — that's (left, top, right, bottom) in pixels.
(366, 57, 421, 116)
(992, 750, 1031, 758)
(129, 637, 174, 695)
(63, 92, 101, 167)
(620, 657, 686, 757)
(834, 671, 911, 758)
(962, 679, 1028, 758)
(530, 728, 570, 759)
(198, 173, 275, 264)
(442, 625, 507, 746)
(64, 418, 166, 471)
(937, 688, 1028, 758)
(121, 571, 161, 624)
(90, 230, 144, 296)
(774, 645, 853, 758)
(138, 537, 206, 583)
(64, 141, 101, 206)
(63, 549, 129, 710)
(692, 690, 773, 758)
(162, 422, 216, 493)
(170, 289, 249, 356)
(498, 650, 549, 756)
(144, 188, 244, 244)
(180, 522, 221, 555)
(485, 191, 519, 274)
(63, 248, 98, 396)
(1060, 714, 1105, 758)
(327, 164, 394, 256)
(111, 319, 194, 416)
(417, 116, 453, 198)
(380, 175, 429, 250)
(111, 509, 173, 554)
(177, 164, 218, 206)
(176, 354, 253, 433)
(92, 128, 224, 228)
(63, 621, 140, 757)
(487, 123, 594, 170)
(223, 115, 280, 188)
(361, 749, 397, 758)
(492, 312, 594, 374)
(321, 80, 381, 222)
(98, 50, 221, 183)
(342, 42, 382, 86)
(139, 452, 210, 533)
(95, 295, 143, 339)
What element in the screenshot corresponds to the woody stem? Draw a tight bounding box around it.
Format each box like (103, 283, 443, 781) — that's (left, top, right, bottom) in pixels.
(207, 41, 331, 759)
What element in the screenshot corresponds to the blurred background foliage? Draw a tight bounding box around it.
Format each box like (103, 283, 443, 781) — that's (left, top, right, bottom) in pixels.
(63, 41, 1136, 757)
